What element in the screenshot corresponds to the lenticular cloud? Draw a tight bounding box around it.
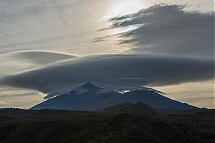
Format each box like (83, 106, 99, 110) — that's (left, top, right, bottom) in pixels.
(0, 54, 213, 93)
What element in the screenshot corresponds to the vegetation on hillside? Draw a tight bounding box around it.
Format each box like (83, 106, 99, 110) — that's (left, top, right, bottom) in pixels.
(0, 108, 214, 143)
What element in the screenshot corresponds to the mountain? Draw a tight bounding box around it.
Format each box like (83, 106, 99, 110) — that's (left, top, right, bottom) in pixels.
(102, 102, 167, 117)
(30, 82, 198, 111)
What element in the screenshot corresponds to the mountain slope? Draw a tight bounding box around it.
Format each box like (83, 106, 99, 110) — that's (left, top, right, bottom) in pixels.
(102, 102, 167, 117)
(30, 82, 198, 111)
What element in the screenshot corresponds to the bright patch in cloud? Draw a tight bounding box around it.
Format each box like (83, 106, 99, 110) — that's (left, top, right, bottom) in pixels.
(0, 100, 7, 105)
(107, 0, 146, 17)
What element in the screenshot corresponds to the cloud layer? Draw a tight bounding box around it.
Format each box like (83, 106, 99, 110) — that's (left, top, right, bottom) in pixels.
(12, 50, 76, 65)
(0, 54, 213, 93)
(97, 4, 214, 59)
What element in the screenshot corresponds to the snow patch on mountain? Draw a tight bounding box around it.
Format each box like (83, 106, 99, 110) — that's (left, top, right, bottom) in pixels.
(44, 90, 68, 100)
(117, 87, 165, 95)
(43, 83, 165, 101)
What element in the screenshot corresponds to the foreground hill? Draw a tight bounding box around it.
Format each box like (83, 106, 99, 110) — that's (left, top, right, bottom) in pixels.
(31, 82, 197, 111)
(0, 109, 214, 143)
(102, 102, 167, 117)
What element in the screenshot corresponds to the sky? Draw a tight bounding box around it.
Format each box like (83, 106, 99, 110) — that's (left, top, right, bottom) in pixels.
(0, 0, 214, 109)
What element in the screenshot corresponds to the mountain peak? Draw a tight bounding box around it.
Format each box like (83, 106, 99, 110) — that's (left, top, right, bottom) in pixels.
(81, 82, 100, 90)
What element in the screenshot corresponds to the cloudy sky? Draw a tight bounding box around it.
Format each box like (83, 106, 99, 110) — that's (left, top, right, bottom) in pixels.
(0, 0, 214, 108)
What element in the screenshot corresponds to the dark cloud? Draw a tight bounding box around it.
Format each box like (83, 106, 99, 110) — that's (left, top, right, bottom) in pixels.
(0, 54, 213, 93)
(98, 4, 214, 59)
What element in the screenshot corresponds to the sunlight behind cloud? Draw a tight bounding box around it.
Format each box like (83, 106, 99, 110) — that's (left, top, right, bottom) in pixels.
(108, 0, 146, 17)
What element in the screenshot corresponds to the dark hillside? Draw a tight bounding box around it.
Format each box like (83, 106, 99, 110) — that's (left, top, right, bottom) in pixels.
(0, 109, 214, 143)
(102, 102, 167, 117)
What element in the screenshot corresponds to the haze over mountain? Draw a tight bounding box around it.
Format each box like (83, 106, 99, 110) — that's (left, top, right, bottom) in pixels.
(30, 82, 197, 111)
